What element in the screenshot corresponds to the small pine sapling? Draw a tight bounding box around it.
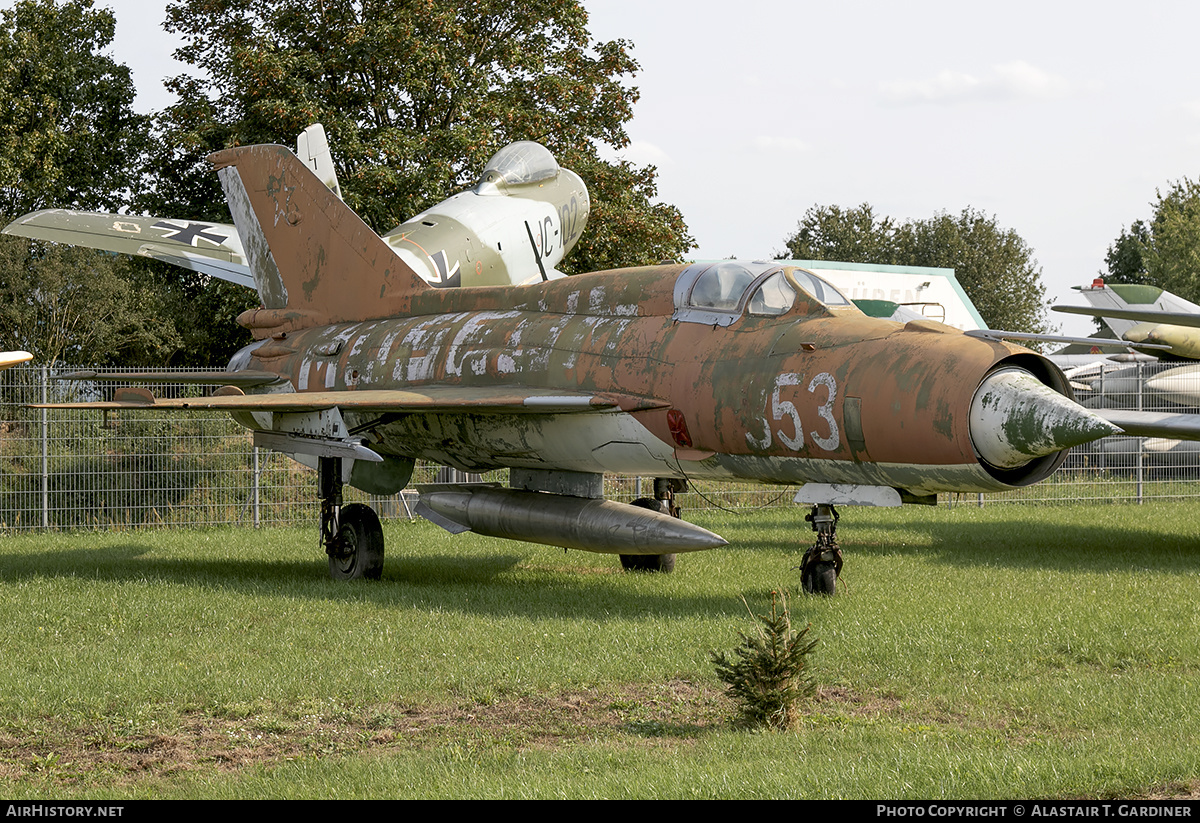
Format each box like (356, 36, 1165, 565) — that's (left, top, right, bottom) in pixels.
(710, 590, 818, 730)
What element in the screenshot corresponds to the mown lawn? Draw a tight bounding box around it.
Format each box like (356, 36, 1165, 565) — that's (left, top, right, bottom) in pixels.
(0, 500, 1198, 798)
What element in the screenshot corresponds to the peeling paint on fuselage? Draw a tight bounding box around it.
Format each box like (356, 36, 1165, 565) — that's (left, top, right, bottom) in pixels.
(241, 264, 1044, 495)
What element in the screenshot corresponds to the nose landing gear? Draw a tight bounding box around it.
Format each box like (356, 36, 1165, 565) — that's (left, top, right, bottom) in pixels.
(801, 503, 842, 595)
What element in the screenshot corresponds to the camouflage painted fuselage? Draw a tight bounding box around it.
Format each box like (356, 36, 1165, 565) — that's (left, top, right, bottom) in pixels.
(236, 264, 1063, 497)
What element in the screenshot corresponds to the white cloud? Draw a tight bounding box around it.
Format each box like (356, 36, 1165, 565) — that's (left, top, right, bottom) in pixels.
(622, 140, 673, 167)
(596, 140, 672, 168)
(751, 135, 810, 153)
(881, 61, 1072, 105)
(993, 61, 1072, 99)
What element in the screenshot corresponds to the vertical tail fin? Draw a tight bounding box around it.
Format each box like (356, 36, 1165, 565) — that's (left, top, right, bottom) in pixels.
(210, 144, 429, 327)
(1079, 281, 1200, 338)
(295, 124, 343, 200)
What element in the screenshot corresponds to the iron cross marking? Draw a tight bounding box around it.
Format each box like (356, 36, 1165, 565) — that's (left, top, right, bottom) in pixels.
(153, 220, 229, 247)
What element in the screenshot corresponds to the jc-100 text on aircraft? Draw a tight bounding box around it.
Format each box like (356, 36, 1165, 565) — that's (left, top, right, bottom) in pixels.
(30, 144, 1122, 594)
(4, 125, 589, 290)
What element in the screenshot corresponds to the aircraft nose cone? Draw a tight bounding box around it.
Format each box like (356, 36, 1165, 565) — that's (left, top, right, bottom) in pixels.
(969, 367, 1121, 469)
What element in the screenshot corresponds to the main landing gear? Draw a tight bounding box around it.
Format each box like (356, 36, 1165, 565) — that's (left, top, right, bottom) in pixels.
(320, 456, 384, 580)
(619, 478, 685, 573)
(801, 503, 842, 596)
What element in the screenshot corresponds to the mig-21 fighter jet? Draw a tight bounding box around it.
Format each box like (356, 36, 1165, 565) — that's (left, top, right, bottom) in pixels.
(23, 144, 1121, 594)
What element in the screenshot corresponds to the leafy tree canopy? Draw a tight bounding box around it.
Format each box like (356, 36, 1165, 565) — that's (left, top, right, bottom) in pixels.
(781, 203, 1050, 333)
(2, 0, 695, 366)
(0, 0, 149, 218)
(1103, 219, 1151, 287)
(144, 0, 693, 273)
(1103, 179, 1200, 303)
(782, 203, 900, 266)
(0, 0, 183, 366)
(0, 236, 181, 366)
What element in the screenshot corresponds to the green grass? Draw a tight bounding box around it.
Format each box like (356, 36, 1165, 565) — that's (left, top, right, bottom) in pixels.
(1, 501, 1199, 798)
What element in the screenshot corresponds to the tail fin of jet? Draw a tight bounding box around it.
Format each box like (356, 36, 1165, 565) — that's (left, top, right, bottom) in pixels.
(210, 143, 429, 328)
(295, 124, 343, 201)
(1078, 279, 1200, 338)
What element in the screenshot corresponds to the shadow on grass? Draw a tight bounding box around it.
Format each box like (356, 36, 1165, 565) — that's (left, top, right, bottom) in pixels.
(829, 515, 1199, 577)
(0, 538, 751, 621)
(0, 541, 340, 585)
(4, 503, 1196, 619)
(689, 503, 1200, 575)
(875, 518, 1200, 575)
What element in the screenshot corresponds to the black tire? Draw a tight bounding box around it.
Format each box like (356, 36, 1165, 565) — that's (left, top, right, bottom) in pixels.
(802, 560, 838, 596)
(619, 553, 677, 573)
(618, 497, 677, 573)
(629, 496, 667, 514)
(328, 503, 385, 581)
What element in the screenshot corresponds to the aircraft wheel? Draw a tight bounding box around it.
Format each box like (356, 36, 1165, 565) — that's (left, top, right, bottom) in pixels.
(619, 553, 677, 573)
(328, 503, 384, 581)
(618, 497, 677, 573)
(801, 557, 838, 596)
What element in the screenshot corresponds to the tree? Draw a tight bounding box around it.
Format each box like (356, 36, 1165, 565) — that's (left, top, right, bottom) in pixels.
(0, 0, 149, 218)
(558, 154, 692, 274)
(0, 236, 181, 366)
(122, 259, 258, 368)
(781, 205, 1050, 333)
(1143, 179, 1200, 300)
(1104, 180, 1200, 303)
(1102, 219, 1152, 286)
(894, 209, 1049, 334)
(0, 0, 186, 366)
(710, 591, 818, 730)
(780, 203, 899, 265)
(143, 0, 693, 273)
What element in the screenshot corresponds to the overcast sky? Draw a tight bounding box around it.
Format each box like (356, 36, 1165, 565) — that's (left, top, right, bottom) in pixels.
(16, 0, 1200, 334)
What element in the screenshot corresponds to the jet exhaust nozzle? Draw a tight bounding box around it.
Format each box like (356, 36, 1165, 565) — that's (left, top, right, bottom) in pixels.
(969, 367, 1121, 469)
(417, 486, 728, 555)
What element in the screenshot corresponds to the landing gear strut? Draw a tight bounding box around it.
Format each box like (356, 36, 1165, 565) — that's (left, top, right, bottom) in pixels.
(619, 478, 684, 573)
(801, 503, 842, 596)
(320, 456, 384, 580)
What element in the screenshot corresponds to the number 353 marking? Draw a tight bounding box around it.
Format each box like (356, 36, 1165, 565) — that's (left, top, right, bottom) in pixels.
(746, 372, 840, 452)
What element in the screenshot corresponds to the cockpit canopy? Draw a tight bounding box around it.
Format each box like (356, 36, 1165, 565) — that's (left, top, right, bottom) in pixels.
(476, 141, 560, 190)
(672, 261, 853, 326)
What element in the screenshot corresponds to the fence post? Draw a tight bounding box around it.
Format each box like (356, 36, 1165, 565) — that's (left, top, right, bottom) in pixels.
(1136, 361, 1144, 504)
(40, 365, 48, 528)
(253, 445, 261, 528)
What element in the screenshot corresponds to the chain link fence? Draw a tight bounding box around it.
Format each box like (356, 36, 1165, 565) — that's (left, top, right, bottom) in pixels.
(1, 361, 1196, 532)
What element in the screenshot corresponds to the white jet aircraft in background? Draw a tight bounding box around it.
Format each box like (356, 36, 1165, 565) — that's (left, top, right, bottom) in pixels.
(4, 125, 590, 292)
